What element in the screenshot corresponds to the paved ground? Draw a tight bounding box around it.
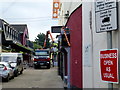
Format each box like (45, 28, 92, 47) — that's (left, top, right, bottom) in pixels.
(1, 67, 64, 88)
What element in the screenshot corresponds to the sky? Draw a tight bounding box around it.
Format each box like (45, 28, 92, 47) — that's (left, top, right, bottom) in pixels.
(0, 0, 58, 41)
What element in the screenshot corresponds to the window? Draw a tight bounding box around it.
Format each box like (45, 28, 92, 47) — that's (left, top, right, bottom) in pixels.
(1, 56, 17, 62)
(0, 64, 4, 68)
(35, 51, 49, 56)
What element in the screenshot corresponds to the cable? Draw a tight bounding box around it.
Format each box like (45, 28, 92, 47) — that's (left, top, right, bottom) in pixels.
(3, 16, 58, 22)
(3, 17, 58, 22)
(2, 0, 17, 14)
(5, 19, 56, 23)
(4, 16, 52, 20)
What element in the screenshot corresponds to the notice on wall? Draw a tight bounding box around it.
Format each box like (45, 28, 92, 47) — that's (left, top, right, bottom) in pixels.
(100, 49, 119, 83)
(95, 0, 118, 32)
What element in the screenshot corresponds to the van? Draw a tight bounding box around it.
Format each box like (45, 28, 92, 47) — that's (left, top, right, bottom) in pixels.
(0, 53, 24, 76)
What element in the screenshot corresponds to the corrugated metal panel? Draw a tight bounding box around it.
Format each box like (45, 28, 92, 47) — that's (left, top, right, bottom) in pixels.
(66, 6, 82, 88)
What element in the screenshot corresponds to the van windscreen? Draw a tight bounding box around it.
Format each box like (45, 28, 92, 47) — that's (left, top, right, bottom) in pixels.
(1, 56, 17, 62)
(35, 51, 49, 56)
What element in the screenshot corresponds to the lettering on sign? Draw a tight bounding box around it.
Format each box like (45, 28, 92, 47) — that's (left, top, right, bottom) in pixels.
(105, 67, 111, 72)
(103, 60, 113, 65)
(100, 53, 117, 59)
(103, 73, 114, 79)
(95, 0, 117, 32)
(100, 49, 119, 83)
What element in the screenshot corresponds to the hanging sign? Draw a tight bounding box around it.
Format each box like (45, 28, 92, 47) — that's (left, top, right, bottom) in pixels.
(52, 0, 60, 19)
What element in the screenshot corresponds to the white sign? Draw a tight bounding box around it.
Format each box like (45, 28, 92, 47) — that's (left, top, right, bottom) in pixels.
(95, 0, 117, 32)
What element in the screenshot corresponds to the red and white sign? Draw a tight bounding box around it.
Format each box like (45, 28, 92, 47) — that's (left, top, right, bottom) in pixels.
(100, 49, 119, 83)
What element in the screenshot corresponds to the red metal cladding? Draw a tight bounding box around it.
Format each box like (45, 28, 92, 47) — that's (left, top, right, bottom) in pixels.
(66, 6, 82, 88)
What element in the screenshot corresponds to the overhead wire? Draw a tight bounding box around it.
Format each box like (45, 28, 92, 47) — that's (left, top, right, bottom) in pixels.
(1, 1, 58, 23)
(3, 18, 58, 23)
(2, 0, 17, 14)
(2, 1, 54, 22)
(4, 16, 52, 19)
(4, 19, 56, 23)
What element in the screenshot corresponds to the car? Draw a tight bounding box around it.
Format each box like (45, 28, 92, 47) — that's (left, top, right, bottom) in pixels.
(0, 53, 24, 77)
(0, 62, 14, 82)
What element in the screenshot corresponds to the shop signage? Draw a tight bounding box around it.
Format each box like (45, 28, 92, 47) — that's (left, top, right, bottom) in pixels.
(52, 0, 60, 19)
(100, 49, 119, 83)
(51, 26, 62, 33)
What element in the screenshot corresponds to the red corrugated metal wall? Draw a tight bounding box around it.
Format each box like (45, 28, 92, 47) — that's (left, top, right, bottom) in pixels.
(66, 6, 82, 88)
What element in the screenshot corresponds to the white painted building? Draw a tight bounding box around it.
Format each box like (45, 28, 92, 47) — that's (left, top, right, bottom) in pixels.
(58, 0, 120, 88)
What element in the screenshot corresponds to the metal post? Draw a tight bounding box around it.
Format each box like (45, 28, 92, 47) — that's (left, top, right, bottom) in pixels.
(107, 31, 113, 90)
(67, 47, 70, 88)
(0, 20, 2, 89)
(0, 19, 3, 53)
(64, 47, 71, 89)
(107, 31, 112, 49)
(0, 29, 2, 53)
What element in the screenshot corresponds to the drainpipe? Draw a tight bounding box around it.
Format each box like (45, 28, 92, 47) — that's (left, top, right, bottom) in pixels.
(0, 22, 3, 90)
(0, 29, 2, 53)
(67, 47, 70, 88)
(0, 20, 3, 53)
(65, 47, 71, 88)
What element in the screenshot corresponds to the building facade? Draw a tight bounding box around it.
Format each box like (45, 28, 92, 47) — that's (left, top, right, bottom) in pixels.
(0, 19, 34, 65)
(58, 0, 120, 88)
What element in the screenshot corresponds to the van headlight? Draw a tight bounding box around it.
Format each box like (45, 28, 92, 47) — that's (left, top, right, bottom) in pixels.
(34, 56, 39, 59)
(34, 62, 37, 64)
(47, 62, 49, 64)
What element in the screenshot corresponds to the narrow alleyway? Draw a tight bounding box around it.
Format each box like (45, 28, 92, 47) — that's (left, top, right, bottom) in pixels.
(2, 67, 64, 88)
